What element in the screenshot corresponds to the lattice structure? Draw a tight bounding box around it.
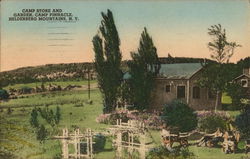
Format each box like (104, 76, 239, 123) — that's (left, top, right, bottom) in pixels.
(109, 119, 153, 159)
(53, 128, 93, 159)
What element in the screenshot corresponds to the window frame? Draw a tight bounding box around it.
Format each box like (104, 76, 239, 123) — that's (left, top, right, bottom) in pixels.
(241, 79, 248, 87)
(177, 85, 185, 99)
(165, 85, 171, 93)
(193, 86, 200, 99)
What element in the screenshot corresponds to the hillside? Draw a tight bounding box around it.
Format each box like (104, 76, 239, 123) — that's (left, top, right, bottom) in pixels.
(1, 57, 249, 88)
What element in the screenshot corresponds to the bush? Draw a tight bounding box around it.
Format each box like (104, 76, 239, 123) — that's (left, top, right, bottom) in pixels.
(197, 111, 230, 133)
(30, 108, 39, 128)
(162, 100, 197, 132)
(93, 134, 106, 152)
(147, 146, 195, 159)
(36, 124, 47, 143)
(19, 86, 32, 94)
(235, 106, 250, 138)
(226, 83, 246, 109)
(96, 110, 163, 129)
(96, 109, 136, 124)
(0, 89, 9, 100)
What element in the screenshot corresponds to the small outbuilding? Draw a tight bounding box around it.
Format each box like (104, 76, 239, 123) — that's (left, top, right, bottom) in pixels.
(124, 63, 221, 111)
(151, 63, 220, 110)
(233, 68, 250, 98)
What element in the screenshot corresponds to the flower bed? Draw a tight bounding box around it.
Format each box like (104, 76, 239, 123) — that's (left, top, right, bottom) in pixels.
(96, 109, 164, 130)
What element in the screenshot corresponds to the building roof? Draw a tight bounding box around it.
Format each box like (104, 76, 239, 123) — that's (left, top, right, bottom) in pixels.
(123, 72, 131, 80)
(234, 74, 250, 80)
(123, 63, 203, 80)
(158, 63, 203, 79)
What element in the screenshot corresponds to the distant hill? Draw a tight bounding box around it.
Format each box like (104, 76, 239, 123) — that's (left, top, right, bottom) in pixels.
(158, 56, 215, 64)
(0, 62, 95, 87)
(1, 56, 249, 88)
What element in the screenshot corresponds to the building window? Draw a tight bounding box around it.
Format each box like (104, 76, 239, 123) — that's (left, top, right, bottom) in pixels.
(165, 85, 171, 93)
(177, 86, 185, 98)
(208, 89, 216, 99)
(241, 79, 248, 87)
(193, 86, 200, 99)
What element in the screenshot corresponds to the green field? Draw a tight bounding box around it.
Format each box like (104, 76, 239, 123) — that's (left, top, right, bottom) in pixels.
(0, 81, 249, 159)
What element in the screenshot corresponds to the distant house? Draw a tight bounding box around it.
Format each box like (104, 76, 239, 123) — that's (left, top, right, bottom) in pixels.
(151, 63, 220, 110)
(233, 68, 250, 98)
(124, 63, 220, 111)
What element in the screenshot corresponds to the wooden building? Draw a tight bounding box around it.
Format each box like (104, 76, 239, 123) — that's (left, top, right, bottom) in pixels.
(233, 68, 250, 98)
(150, 63, 220, 110)
(124, 63, 220, 111)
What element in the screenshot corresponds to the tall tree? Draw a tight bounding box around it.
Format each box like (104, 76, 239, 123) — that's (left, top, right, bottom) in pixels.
(92, 9, 122, 113)
(200, 24, 241, 111)
(128, 28, 160, 111)
(208, 24, 241, 63)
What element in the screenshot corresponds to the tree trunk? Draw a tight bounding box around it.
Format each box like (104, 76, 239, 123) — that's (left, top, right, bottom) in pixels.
(215, 91, 220, 112)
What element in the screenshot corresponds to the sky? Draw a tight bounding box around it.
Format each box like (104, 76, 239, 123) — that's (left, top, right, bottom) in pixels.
(0, 0, 250, 71)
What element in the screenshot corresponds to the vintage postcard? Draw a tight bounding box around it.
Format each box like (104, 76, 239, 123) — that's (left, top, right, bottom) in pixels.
(0, 0, 250, 158)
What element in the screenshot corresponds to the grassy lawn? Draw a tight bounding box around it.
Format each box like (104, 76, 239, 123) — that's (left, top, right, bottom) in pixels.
(1, 81, 249, 159)
(222, 93, 232, 104)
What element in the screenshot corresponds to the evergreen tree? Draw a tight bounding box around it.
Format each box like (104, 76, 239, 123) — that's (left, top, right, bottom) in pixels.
(36, 124, 47, 143)
(92, 9, 122, 113)
(128, 28, 160, 110)
(0, 89, 9, 100)
(55, 106, 61, 125)
(30, 108, 39, 128)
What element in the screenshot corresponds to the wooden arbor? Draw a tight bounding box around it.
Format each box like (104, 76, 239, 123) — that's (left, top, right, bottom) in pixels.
(110, 119, 152, 159)
(53, 128, 94, 159)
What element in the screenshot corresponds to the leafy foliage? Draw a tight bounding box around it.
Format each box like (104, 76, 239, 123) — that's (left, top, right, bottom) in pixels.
(147, 146, 195, 159)
(30, 108, 39, 128)
(38, 106, 60, 127)
(0, 63, 96, 87)
(36, 124, 47, 143)
(96, 109, 163, 129)
(93, 134, 106, 152)
(92, 9, 122, 113)
(207, 24, 241, 63)
(128, 28, 160, 110)
(226, 83, 246, 109)
(199, 24, 241, 111)
(0, 89, 9, 100)
(55, 106, 61, 125)
(162, 100, 197, 132)
(197, 111, 230, 133)
(235, 106, 250, 137)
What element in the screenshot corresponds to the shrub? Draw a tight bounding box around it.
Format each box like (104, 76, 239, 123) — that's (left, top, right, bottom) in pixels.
(93, 134, 106, 152)
(0, 89, 9, 100)
(30, 108, 39, 128)
(162, 100, 198, 132)
(235, 106, 250, 138)
(226, 83, 246, 109)
(36, 125, 47, 143)
(96, 109, 163, 129)
(55, 106, 61, 125)
(147, 146, 195, 159)
(19, 86, 32, 94)
(197, 111, 230, 133)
